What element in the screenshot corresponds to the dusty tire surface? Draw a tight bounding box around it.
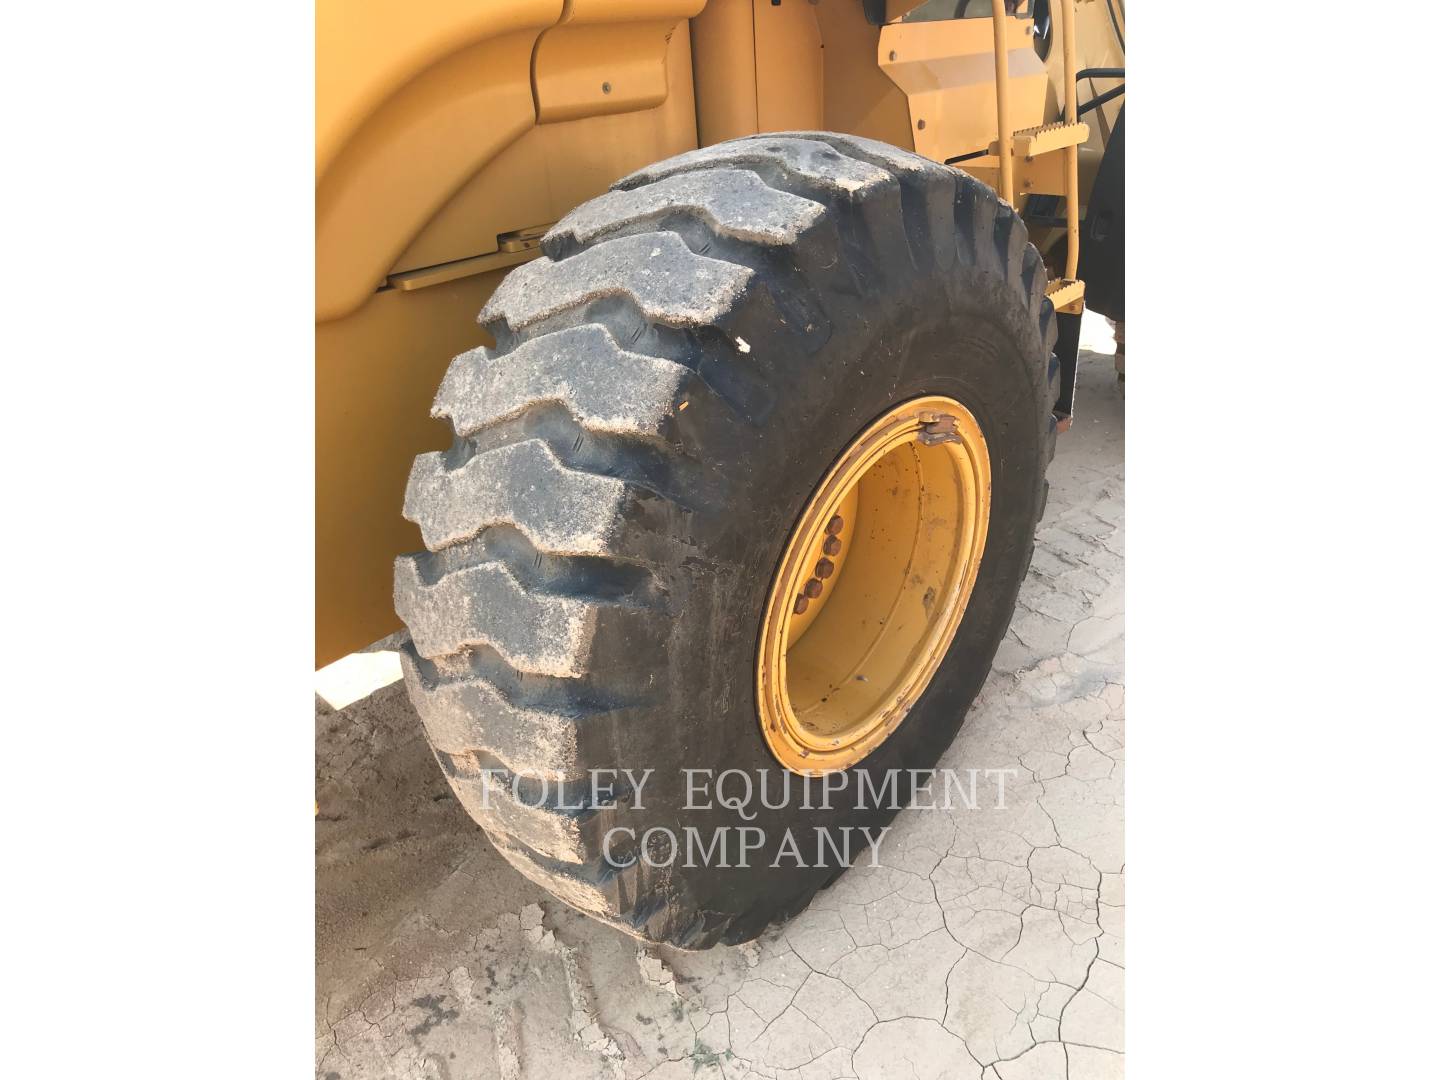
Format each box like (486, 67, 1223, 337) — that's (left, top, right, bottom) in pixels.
(395, 132, 1059, 949)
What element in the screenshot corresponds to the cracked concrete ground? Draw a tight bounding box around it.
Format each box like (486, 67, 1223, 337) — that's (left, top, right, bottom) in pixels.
(316, 320, 1124, 1080)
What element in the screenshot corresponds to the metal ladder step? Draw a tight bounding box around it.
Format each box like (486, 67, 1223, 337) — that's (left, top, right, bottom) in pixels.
(1046, 278, 1085, 314)
(992, 120, 1090, 158)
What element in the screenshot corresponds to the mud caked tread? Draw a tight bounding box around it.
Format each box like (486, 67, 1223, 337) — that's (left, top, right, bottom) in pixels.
(397, 131, 1062, 948)
(548, 168, 827, 254)
(395, 554, 659, 677)
(400, 645, 599, 782)
(405, 439, 632, 554)
(483, 230, 753, 332)
(435, 325, 692, 439)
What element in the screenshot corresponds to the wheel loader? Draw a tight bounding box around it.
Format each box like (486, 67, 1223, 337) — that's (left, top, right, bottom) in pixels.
(316, 0, 1125, 948)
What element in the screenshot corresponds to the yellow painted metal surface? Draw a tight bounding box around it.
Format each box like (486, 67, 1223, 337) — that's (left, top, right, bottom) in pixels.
(877, 14, 1049, 165)
(316, 0, 562, 181)
(316, 30, 541, 323)
(757, 397, 991, 776)
(996, 119, 1089, 158)
(753, 0, 824, 132)
(390, 27, 698, 276)
(534, 1, 704, 123)
(962, 152, 1065, 199)
(1045, 277, 1085, 313)
(810, 2, 915, 149)
(388, 248, 543, 293)
(689, 0, 916, 151)
(690, 0, 759, 144)
(691, 0, 824, 142)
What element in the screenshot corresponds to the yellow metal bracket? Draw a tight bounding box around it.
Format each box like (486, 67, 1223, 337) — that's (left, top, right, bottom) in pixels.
(532, 1, 703, 124)
(385, 228, 551, 293)
(386, 249, 534, 293)
(877, 15, 1049, 168)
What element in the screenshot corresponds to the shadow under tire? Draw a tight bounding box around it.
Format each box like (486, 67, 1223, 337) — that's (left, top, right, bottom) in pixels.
(395, 132, 1060, 949)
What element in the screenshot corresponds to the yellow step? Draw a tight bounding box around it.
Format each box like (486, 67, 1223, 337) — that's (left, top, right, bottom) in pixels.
(1046, 278, 1085, 313)
(991, 120, 1090, 159)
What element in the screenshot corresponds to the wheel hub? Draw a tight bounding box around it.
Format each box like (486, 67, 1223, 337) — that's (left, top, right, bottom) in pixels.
(757, 396, 992, 775)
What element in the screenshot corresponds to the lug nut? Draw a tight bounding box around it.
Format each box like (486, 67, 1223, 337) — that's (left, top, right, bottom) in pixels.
(815, 558, 834, 579)
(825, 515, 844, 536)
(803, 578, 823, 599)
(823, 536, 842, 556)
(793, 594, 810, 615)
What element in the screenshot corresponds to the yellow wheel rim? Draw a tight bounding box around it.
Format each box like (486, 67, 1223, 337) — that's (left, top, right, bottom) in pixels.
(757, 395, 991, 775)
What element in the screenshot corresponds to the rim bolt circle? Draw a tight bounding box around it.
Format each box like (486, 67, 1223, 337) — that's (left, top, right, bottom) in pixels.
(825, 515, 844, 536)
(803, 578, 823, 599)
(823, 536, 842, 556)
(793, 594, 810, 615)
(815, 558, 834, 579)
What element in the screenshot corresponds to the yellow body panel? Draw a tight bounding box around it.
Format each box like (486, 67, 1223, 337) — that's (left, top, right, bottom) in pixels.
(879, 16, 1049, 163)
(535, 2, 705, 123)
(690, 0, 760, 142)
(810, 3, 915, 147)
(753, 0, 825, 132)
(315, 0, 1122, 666)
(315, 0, 562, 181)
(316, 30, 542, 323)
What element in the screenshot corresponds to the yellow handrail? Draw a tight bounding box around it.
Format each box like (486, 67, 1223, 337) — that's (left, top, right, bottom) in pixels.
(990, 0, 1014, 206)
(1060, 0, 1080, 280)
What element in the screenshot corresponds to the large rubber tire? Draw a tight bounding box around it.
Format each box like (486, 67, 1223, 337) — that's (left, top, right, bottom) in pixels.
(395, 132, 1059, 949)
